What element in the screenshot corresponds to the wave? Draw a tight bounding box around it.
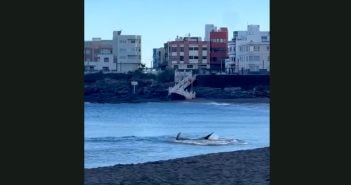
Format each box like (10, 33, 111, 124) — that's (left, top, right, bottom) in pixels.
(85, 135, 173, 143)
(173, 139, 247, 146)
(203, 102, 232, 106)
(85, 135, 247, 146)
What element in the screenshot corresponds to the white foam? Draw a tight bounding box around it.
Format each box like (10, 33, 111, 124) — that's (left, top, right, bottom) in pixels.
(205, 102, 231, 106)
(174, 138, 242, 146)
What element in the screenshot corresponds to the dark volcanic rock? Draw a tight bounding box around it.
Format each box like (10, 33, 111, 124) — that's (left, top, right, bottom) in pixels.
(84, 73, 269, 103)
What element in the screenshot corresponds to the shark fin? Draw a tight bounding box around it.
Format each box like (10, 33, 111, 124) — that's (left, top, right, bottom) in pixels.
(176, 132, 181, 140)
(203, 132, 214, 139)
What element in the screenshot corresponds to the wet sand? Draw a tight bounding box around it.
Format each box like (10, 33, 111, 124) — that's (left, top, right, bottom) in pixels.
(85, 147, 270, 185)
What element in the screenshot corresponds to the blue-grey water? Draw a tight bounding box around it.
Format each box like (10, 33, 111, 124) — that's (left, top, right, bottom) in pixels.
(84, 100, 269, 168)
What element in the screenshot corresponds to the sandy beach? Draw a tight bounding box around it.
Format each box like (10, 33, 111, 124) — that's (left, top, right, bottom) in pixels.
(85, 147, 270, 185)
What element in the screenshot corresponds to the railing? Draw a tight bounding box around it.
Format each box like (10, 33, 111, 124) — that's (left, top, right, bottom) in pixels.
(168, 73, 197, 100)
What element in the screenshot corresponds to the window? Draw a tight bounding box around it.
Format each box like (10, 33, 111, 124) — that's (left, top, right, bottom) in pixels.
(101, 49, 111, 54)
(180, 47, 184, 52)
(187, 65, 193, 68)
(180, 56, 184, 61)
(85, 49, 91, 54)
(202, 47, 207, 50)
(249, 46, 254, 52)
(194, 47, 198, 51)
(211, 48, 226, 52)
(202, 56, 207, 59)
(189, 47, 193, 51)
(189, 56, 194, 59)
(174, 65, 179, 69)
(267, 46, 270, 51)
(254, 46, 260, 52)
(119, 48, 127, 52)
(104, 57, 109, 62)
(194, 56, 198, 59)
(102, 67, 109, 71)
(128, 55, 137, 59)
(249, 56, 260, 61)
(262, 36, 268, 42)
(128, 39, 136, 43)
(171, 47, 177, 52)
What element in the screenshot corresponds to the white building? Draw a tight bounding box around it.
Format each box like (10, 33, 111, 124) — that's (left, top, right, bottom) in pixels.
(204, 24, 217, 41)
(112, 31, 142, 73)
(228, 25, 270, 74)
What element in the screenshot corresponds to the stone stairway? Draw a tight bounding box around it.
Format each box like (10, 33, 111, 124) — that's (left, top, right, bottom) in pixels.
(168, 73, 196, 100)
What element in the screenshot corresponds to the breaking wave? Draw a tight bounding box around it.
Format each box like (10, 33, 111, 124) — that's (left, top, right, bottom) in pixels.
(85, 135, 246, 146)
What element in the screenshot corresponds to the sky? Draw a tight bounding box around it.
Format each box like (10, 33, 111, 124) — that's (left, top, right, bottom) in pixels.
(85, 0, 269, 67)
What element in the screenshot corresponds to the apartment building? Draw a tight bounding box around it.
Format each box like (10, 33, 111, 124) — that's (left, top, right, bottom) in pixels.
(112, 31, 142, 73)
(210, 27, 228, 73)
(228, 25, 270, 74)
(166, 36, 210, 71)
(84, 31, 142, 73)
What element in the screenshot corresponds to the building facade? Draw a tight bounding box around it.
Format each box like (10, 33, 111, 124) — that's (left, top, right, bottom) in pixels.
(210, 27, 228, 73)
(152, 47, 165, 70)
(229, 25, 270, 74)
(112, 31, 142, 73)
(204, 24, 217, 41)
(84, 38, 113, 67)
(166, 36, 210, 71)
(227, 40, 236, 73)
(84, 54, 115, 71)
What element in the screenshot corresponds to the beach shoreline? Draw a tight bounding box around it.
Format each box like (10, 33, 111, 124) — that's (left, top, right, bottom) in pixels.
(84, 97, 270, 104)
(85, 147, 270, 185)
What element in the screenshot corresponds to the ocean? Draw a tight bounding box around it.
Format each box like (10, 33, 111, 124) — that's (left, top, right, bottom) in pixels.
(84, 100, 269, 168)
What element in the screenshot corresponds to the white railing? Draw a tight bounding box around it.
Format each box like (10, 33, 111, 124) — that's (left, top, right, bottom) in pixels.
(168, 73, 197, 100)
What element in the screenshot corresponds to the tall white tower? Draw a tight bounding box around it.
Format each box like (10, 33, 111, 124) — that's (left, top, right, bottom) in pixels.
(205, 24, 217, 41)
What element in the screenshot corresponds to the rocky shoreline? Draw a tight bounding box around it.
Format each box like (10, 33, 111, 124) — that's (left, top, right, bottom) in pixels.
(84, 72, 269, 104)
(85, 147, 270, 185)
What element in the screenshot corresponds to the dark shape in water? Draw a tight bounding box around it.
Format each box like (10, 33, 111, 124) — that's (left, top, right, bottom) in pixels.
(176, 132, 214, 140)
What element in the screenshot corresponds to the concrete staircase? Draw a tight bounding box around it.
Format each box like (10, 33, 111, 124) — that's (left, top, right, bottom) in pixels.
(168, 73, 196, 100)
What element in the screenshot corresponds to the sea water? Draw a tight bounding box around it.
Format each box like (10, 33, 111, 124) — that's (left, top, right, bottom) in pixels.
(84, 100, 269, 168)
